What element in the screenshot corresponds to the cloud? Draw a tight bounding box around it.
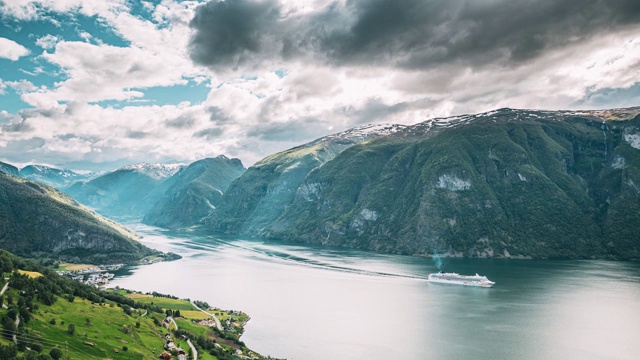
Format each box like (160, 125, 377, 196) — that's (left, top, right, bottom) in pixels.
(0, 37, 30, 60)
(6, 79, 38, 93)
(2, 0, 640, 172)
(194, 127, 224, 138)
(35, 34, 60, 49)
(0, 0, 128, 20)
(21, 41, 189, 105)
(189, 0, 640, 71)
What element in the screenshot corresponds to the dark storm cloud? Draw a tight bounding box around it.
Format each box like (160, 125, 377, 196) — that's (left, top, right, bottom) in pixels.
(189, 0, 281, 69)
(189, 0, 640, 70)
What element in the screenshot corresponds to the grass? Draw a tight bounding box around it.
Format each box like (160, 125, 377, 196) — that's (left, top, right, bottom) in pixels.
(17, 269, 43, 278)
(175, 318, 210, 337)
(178, 310, 205, 320)
(125, 294, 196, 311)
(1, 291, 167, 359)
(57, 263, 96, 271)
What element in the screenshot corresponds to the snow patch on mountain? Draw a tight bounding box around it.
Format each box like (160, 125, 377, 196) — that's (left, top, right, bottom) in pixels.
(119, 163, 184, 179)
(317, 123, 407, 144)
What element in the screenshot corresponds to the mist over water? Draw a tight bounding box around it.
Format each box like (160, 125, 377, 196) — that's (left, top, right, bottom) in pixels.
(111, 224, 640, 360)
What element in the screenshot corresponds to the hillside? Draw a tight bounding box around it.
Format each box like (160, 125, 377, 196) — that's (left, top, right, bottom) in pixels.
(207, 124, 405, 234)
(0, 250, 270, 360)
(209, 107, 640, 259)
(64, 163, 182, 219)
(143, 156, 245, 228)
(0, 173, 164, 264)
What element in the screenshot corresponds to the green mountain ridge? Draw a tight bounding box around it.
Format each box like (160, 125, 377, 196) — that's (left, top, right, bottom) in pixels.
(208, 107, 640, 259)
(207, 124, 406, 234)
(0, 173, 162, 264)
(143, 156, 245, 228)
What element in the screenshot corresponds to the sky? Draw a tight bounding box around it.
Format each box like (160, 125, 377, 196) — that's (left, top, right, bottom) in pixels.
(0, 0, 639, 171)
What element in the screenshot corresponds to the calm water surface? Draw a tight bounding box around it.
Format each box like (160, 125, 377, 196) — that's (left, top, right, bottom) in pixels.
(109, 224, 640, 360)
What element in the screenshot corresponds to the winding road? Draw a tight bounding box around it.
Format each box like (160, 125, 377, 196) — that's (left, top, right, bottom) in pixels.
(168, 316, 178, 330)
(186, 338, 198, 360)
(1, 281, 9, 309)
(190, 301, 221, 330)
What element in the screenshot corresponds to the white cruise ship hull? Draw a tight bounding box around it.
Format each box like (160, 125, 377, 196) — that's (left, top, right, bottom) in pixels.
(427, 278, 495, 287)
(427, 272, 495, 287)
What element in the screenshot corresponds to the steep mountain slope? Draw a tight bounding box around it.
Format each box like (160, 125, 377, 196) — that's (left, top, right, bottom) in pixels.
(210, 108, 640, 259)
(0, 161, 19, 177)
(19, 164, 94, 188)
(208, 124, 405, 233)
(0, 173, 164, 264)
(64, 163, 182, 219)
(143, 156, 245, 228)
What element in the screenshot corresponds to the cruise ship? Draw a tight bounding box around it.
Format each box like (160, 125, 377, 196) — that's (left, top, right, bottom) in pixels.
(427, 272, 495, 287)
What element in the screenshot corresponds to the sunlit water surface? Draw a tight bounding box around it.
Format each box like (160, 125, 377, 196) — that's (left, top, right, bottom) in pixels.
(109, 224, 640, 360)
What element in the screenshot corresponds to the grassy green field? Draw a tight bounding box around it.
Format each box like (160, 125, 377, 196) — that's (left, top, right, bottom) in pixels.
(1, 290, 167, 359)
(125, 293, 196, 311)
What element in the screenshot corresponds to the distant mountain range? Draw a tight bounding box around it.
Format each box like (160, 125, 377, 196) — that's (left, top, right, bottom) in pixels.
(63, 163, 184, 219)
(0, 172, 172, 264)
(0, 162, 95, 187)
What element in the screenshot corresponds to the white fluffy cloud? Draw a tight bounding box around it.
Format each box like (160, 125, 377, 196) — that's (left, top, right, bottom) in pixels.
(35, 34, 59, 49)
(0, 37, 30, 60)
(16, 1, 207, 107)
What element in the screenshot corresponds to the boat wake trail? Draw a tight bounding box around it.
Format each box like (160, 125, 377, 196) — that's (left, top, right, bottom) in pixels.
(184, 237, 428, 282)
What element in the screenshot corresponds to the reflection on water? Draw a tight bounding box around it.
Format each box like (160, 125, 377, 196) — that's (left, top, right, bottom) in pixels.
(109, 224, 640, 360)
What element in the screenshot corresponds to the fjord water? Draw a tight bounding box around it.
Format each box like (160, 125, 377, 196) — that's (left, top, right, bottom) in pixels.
(110, 224, 640, 360)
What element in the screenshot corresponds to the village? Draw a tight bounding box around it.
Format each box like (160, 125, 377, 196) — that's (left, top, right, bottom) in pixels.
(57, 264, 123, 287)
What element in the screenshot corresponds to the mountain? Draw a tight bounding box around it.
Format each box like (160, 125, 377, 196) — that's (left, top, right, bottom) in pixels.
(143, 155, 245, 228)
(207, 124, 406, 234)
(64, 163, 183, 219)
(0, 161, 19, 177)
(0, 172, 165, 264)
(209, 107, 640, 260)
(19, 164, 94, 188)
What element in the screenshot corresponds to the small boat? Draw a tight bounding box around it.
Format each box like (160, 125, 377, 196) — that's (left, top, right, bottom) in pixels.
(427, 272, 495, 287)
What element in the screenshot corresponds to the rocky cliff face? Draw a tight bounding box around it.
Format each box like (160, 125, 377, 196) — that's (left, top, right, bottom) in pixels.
(209, 108, 640, 259)
(0, 173, 161, 264)
(143, 156, 245, 228)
